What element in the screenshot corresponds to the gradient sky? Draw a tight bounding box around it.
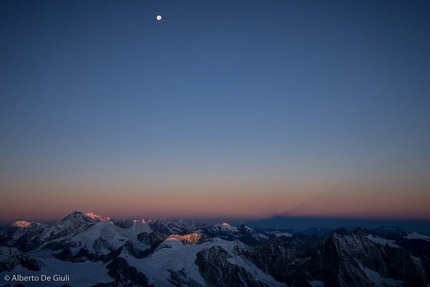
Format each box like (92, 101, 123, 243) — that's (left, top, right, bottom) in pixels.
(1, 0, 430, 223)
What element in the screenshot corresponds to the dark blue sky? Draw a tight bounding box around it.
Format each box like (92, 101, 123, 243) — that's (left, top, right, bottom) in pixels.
(1, 1, 430, 221)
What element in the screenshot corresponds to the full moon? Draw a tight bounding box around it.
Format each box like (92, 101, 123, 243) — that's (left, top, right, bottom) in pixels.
(156, 15, 162, 21)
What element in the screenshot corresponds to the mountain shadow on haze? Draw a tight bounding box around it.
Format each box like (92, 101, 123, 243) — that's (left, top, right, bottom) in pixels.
(244, 215, 430, 235)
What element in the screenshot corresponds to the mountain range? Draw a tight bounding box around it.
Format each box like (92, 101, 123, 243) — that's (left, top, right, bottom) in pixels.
(1, 211, 429, 287)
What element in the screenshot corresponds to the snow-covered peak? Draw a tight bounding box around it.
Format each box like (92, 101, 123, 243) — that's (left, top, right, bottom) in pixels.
(36, 211, 99, 242)
(133, 219, 146, 224)
(177, 219, 186, 225)
(147, 218, 195, 234)
(62, 211, 90, 221)
(214, 223, 238, 232)
(85, 212, 112, 222)
(130, 219, 153, 233)
(60, 211, 110, 225)
(10, 221, 40, 228)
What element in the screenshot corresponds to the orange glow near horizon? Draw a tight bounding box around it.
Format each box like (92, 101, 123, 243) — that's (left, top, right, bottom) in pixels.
(1, 177, 430, 223)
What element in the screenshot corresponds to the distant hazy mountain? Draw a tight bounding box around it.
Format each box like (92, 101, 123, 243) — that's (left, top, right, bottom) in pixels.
(245, 215, 430, 235)
(1, 211, 429, 286)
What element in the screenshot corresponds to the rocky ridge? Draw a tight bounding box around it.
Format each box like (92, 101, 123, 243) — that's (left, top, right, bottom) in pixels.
(0, 211, 429, 287)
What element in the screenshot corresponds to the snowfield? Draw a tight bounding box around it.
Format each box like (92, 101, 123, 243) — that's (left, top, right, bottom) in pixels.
(1, 211, 430, 287)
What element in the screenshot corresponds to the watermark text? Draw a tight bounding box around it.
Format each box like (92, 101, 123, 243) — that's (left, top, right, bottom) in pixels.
(3, 274, 70, 282)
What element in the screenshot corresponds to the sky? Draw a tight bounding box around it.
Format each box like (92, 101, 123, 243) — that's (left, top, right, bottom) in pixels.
(1, 0, 430, 224)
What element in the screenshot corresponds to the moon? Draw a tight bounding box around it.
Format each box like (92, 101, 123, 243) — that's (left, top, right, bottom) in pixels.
(156, 15, 162, 21)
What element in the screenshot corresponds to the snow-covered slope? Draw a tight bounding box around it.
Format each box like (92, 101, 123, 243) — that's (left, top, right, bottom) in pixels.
(1, 212, 429, 287)
(0, 246, 43, 272)
(405, 231, 430, 241)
